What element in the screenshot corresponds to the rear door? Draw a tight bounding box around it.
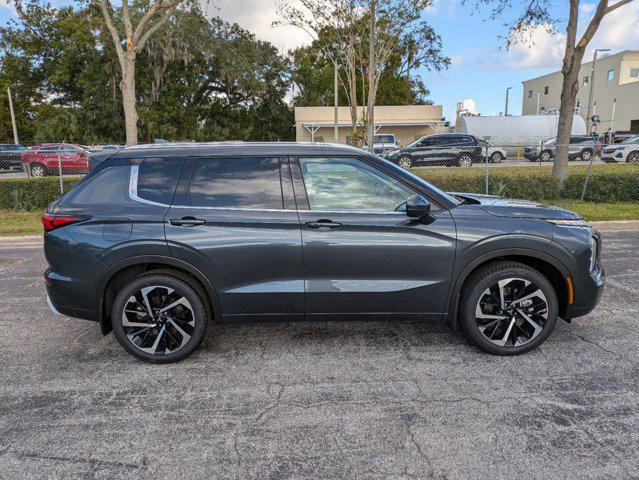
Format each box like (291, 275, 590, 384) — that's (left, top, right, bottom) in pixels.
(164, 156, 304, 320)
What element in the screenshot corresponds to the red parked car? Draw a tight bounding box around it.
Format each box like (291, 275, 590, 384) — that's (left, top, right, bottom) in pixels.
(21, 143, 89, 177)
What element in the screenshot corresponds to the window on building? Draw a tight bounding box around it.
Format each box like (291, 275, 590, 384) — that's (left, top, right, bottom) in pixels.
(528, 90, 533, 99)
(189, 158, 283, 209)
(630, 68, 639, 79)
(544, 86, 549, 95)
(583, 76, 589, 85)
(607, 69, 615, 81)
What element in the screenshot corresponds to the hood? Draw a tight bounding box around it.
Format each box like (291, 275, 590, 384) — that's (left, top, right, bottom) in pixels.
(449, 192, 582, 220)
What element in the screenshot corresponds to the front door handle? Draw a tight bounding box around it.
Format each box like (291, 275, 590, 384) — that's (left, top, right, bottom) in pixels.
(305, 219, 342, 229)
(169, 217, 206, 227)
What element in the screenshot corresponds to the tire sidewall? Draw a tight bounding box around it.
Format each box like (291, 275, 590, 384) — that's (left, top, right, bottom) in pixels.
(462, 266, 558, 355)
(540, 151, 551, 162)
(111, 274, 207, 363)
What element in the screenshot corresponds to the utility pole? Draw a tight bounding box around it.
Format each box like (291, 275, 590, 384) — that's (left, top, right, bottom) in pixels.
(367, 0, 376, 153)
(333, 53, 339, 143)
(7, 86, 19, 145)
(586, 48, 610, 133)
(504, 87, 512, 116)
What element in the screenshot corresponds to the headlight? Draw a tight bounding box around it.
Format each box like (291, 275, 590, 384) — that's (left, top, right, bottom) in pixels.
(547, 219, 589, 227)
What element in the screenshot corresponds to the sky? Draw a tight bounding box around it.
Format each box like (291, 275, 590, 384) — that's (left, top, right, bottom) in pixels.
(2, 0, 638, 121)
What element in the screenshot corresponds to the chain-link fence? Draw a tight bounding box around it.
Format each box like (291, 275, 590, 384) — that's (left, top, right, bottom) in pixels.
(1, 139, 638, 216)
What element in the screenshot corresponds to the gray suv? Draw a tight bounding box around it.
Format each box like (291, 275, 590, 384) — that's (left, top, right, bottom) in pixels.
(44, 142, 604, 362)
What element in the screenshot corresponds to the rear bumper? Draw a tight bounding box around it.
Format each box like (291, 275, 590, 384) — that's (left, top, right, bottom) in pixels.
(45, 269, 98, 322)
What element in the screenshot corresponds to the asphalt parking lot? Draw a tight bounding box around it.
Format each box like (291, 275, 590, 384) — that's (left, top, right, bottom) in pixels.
(1, 227, 638, 479)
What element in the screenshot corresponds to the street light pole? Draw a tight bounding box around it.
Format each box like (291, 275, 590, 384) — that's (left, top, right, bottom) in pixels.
(586, 48, 610, 134)
(504, 86, 512, 116)
(7, 86, 19, 145)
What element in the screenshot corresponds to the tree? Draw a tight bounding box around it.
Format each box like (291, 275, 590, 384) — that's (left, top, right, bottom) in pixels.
(276, 0, 448, 145)
(96, 0, 191, 145)
(467, 0, 635, 186)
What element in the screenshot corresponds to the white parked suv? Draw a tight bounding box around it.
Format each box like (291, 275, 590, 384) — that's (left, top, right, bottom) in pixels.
(365, 134, 398, 155)
(601, 136, 639, 163)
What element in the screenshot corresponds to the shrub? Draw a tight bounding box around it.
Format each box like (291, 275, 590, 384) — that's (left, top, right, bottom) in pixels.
(0, 176, 82, 211)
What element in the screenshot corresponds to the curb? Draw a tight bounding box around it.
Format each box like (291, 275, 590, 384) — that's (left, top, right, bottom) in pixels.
(0, 220, 638, 248)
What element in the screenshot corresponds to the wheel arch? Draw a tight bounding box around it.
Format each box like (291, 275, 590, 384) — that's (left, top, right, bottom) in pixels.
(97, 255, 222, 335)
(446, 248, 572, 331)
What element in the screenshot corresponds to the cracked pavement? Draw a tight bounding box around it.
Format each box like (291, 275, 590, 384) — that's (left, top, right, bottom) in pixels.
(1, 228, 638, 479)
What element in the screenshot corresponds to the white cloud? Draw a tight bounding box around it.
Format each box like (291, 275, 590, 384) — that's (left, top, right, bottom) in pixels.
(588, 0, 639, 52)
(1, 0, 16, 12)
(503, 23, 566, 69)
(208, 0, 311, 53)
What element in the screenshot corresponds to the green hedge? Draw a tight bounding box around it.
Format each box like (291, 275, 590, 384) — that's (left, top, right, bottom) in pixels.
(411, 163, 639, 203)
(0, 176, 83, 211)
(0, 164, 637, 211)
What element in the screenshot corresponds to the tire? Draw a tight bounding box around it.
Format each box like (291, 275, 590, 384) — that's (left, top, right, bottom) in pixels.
(457, 153, 473, 167)
(29, 163, 46, 177)
(580, 149, 593, 161)
(111, 274, 208, 363)
(490, 152, 504, 163)
(459, 261, 558, 355)
(397, 156, 413, 169)
(540, 150, 552, 162)
(627, 151, 639, 163)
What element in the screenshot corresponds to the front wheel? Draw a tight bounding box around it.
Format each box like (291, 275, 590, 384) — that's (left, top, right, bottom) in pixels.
(29, 163, 46, 177)
(457, 153, 473, 167)
(460, 261, 558, 355)
(540, 150, 552, 162)
(111, 274, 208, 363)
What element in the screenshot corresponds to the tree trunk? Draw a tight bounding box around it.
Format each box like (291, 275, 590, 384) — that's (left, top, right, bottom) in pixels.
(120, 55, 138, 146)
(552, 58, 581, 185)
(366, 1, 376, 152)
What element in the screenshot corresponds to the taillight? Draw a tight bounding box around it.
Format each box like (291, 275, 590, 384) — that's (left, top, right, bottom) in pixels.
(42, 214, 90, 232)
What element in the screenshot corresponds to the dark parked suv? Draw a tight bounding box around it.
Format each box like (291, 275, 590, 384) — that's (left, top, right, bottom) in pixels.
(385, 133, 483, 168)
(44, 142, 604, 363)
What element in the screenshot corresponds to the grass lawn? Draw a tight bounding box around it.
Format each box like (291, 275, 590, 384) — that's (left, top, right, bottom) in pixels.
(1, 202, 638, 237)
(0, 210, 43, 236)
(547, 201, 639, 222)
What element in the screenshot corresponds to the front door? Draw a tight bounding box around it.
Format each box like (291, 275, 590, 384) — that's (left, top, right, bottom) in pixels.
(164, 156, 304, 320)
(292, 156, 457, 318)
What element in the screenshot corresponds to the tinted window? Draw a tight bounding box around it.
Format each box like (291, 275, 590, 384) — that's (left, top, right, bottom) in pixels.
(59, 166, 130, 206)
(189, 157, 283, 209)
(138, 158, 184, 204)
(299, 157, 414, 212)
(39, 146, 58, 153)
(375, 135, 395, 143)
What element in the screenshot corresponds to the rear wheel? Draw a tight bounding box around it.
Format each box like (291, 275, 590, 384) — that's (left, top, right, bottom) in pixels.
(397, 156, 413, 169)
(457, 153, 473, 167)
(29, 163, 46, 177)
(111, 274, 208, 363)
(490, 152, 504, 163)
(460, 261, 558, 355)
(627, 151, 639, 163)
(580, 149, 593, 161)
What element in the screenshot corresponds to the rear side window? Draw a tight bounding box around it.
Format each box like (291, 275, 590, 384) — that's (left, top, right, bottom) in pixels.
(58, 166, 131, 206)
(137, 158, 184, 204)
(189, 157, 283, 209)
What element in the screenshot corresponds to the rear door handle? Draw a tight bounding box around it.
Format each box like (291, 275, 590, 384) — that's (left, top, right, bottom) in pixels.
(305, 219, 342, 229)
(169, 217, 206, 227)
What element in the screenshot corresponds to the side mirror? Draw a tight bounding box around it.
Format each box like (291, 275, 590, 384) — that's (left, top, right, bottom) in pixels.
(405, 194, 431, 218)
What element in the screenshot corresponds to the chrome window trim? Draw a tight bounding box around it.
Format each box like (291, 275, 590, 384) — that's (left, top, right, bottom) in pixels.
(129, 164, 408, 215)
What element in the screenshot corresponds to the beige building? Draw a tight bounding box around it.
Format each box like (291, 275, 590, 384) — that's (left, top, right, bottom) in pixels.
(294, 105, 448, 147)
(522, 50, 639, 134)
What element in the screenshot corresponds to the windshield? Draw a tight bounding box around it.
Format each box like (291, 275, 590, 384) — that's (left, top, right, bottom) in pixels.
(374, 135, 395, 144)
(622, 136, 639, 144)
(405, 137, 424, 148)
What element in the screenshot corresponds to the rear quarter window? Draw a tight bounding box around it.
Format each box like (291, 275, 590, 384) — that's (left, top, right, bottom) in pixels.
(58, 166, 131, 206)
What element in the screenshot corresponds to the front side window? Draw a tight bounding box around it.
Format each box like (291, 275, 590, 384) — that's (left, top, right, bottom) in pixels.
(189, 157, 283, 209)
(298, 157, 414, 212)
